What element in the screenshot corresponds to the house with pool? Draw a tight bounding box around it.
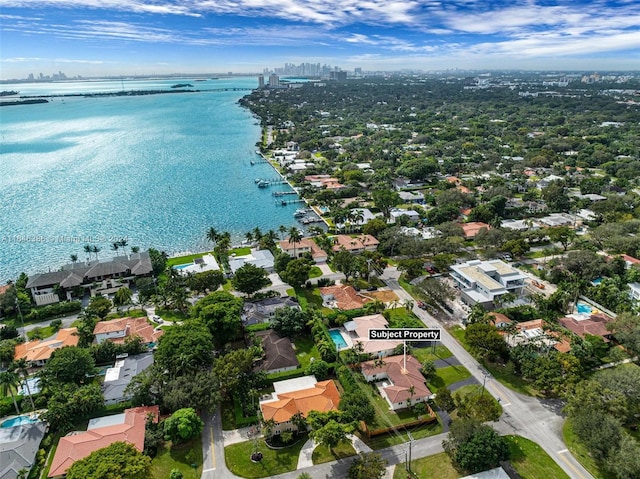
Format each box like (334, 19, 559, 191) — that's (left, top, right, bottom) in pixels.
(329, 314, 402, 358)
(0, 415, 47, 479)
(361, 354, 434, 410)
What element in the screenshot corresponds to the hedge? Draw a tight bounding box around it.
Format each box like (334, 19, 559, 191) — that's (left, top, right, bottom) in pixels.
(25, 301, 81, 321)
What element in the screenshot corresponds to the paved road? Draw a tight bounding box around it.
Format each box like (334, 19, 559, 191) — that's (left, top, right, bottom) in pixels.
(379, 268, 594, 479)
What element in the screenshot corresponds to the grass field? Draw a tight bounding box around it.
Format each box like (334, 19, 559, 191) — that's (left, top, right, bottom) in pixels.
(428, 365, 472, 390)
(411, 343, 453, 363)
(312, 442, 357, 464)
(224, 435, 308, 479)
(293, 336, 321, 370)
(392, 452, 459, 479)
(151, 439, 203, 479)
(505, 435, 570, 479)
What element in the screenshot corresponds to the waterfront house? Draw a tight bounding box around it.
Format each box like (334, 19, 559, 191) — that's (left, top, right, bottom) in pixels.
(255, 330, 299, 374)
(259, 376, 340, 435)
(48, 406, 159, 478)
(450, 259, 527, 309)
(25, 252, 153, 306)
(278, 238, 327, 263)
(14, 327, 79, 367)
(228, 249, 275, 274)
(93, 317, 163, 346)
(102, 353, 154, 405)
(361, 354, 433, 410)
(242, 296, 301, 326)
(0, 419, 47, 479)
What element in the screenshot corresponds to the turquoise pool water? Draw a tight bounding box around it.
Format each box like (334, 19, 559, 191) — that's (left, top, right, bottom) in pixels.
(576, 302, 593, 314)
(329, 329, 348, 350)
(1, 415, 40, 428)
(591, 277, 603, 285)
(173, 263, 192, 270)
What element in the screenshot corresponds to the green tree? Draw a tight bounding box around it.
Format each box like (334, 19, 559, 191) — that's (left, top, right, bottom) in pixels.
(211, 349, 257, 399)
(154, 321, 214, 376)
(231, 263, 271, 296)
(304, 359, 329, 380)
(455, 391, 502, 422)
(162, 370, 222, 413)
(606, 434, 640, 479)
(113, 287, 133, 307)
(348, 452, 388, 479)
(187, 270, 224, 295)
(279, 258, 312, 288)
(464, 323, 508, 361)
(148, 248, 168, 276)
(420, 359, 436, 380)
(13, 358, 35, 411)
(372, 189, 400, 220)
(40, 346, 96, 386)
(607, 312, 640, 357)
(332, 249, 357, 281)
(542, 180, 570, 212)
(311, 419, 351, 453)
(86, 295, 112, 320)
(270, 307, 308, 337)
(66, 441, 152, 479)
(288, 227, 303, 258)
(443, 420, 509, 474)
(190, 291, 244, 349)
(42, 383, 104, 432)
(397, 258, 425, 280)
(163, 408, 204, 444)
(169, 469, 184, 479)
(0, 370, 21, 415)
(548, 226, 577, 252)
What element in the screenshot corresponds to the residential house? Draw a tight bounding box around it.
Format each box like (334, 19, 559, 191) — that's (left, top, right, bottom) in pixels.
(629, 282, 640, 303)
(14, 327, 79, 367)
(48, 406, 159, 478)
(620, 254, 640, 269)
(93, 317, 163, 346)
(460, 222, 490, 239)
(102, 353, 154, 405)
(278, 238, 327, 263)
(331, 234, 379, 253)
(25, 252, 153, 305)
(504, 319, 571, 353)
(390, 209, 420, 224)
(450, 259, 527, 309)
(336, 209, 378, 230)
(242, 296, 301, 326)
(361, 354, 434, 410)
(0, 420, 47, 479)
(342, 314, 402, 357)
(259, 376, 341, 435)
(536, 174, 565, 190)
(398, 191, 425, 204)
(320, 284, 368, 310)
(255, 330, 299, 374)
(558, 313, 615, 343)
(228, 249, 275, 274)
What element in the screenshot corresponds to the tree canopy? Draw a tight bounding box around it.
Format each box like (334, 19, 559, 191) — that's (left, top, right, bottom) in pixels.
(66, 441, 152, 479)
(231, 263, 271, 296)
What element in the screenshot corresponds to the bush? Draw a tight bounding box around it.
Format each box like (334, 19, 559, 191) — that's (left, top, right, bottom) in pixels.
(25, 301, 81, 321)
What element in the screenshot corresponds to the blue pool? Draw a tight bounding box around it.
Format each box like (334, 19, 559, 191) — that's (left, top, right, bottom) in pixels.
(329, 329, 348, 350)
(591, 277, 603, 285)
(576, 302, 593, 314)
(173, 263, 192, 270)
(1, 415, 40, 428)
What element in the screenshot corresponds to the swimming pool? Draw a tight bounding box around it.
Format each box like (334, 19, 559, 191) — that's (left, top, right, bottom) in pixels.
(576, 302, 593, 314)
(1, 415, 40, 428)
(173, 263, 192, 270)
(329, 329, 348, 350)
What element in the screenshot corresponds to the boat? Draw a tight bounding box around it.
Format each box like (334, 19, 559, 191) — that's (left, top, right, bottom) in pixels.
(250, 160, 255, 166)
(257, 180, 269, 188)
(255, 178, 262, 183)
(294, 209, 308, 217)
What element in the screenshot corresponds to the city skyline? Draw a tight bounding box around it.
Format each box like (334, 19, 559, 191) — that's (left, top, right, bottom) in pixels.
(1, 0, 639, 80)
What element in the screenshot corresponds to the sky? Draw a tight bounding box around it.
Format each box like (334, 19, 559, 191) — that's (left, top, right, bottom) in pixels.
(1, 0, 639, 79)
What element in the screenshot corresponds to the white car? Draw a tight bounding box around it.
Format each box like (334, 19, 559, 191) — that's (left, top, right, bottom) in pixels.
(151, 315, 162, 323)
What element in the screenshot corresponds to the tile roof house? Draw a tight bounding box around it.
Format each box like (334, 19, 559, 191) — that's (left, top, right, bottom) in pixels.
(278, 238, 328, 263)
(0, 420, 47, 479)
(255, 330, 299, 374)
(504, 319, 572, 353)
(361, 355, 434, 410)
(331, 234, 379, 253)
(48, 406, 159, 478)
(558, 313, 615, 342)
(25, 252, 153, 306)
(320, 284, 369, 310)
(14, 327, 79, 366)
(460, 222, 490, 239)
(343, 314, 403, 357)
(93, 317, 163, 346)
(102, 353, 154, 405)
(242, 296, 301, 326)
(259, 376, 341, 435)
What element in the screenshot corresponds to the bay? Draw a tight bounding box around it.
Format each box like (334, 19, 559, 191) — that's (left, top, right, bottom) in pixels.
(0, 77, 302, 282)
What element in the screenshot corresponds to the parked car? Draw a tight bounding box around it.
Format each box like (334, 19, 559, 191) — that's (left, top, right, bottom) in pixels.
(151, 315, 162, 323)
(417, 301, 428, 310)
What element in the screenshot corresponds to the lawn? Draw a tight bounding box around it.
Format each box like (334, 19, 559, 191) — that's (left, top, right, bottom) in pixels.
(309, 266, 323, 279)
(411, 344, 453, 363)
(393, 452, 459, 479)
(151, 438, 203, 479)
(364, 420, 443, 450)
(224, 434, 308, 479)
(293, 336, 321, 370)
(27, 325, 56, 340)
(231, 247, 252, 256)
(106, 308, 147, 320)
(563, 420, 615, 479)
(155, 308, 189, 323)
(292, 287, 324, 310)
(167, 252, 214, 268)
(312, 442, 357, 464)
(451, 385, 503, 419)
(428, 365, 472, 390)
(385, 308, 423, 328)
(505, 435, 570, 479)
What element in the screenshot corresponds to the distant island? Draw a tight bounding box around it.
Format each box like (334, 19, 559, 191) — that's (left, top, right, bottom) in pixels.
(171, 83, 194, 89)
(0, 98, 48, 107)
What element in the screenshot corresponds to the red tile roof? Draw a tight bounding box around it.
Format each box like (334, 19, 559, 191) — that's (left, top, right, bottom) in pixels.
(361, 355, 431, 405)
(14, 328, 79, 363)
(461, 222, 490, 238)
(558, 313, 614, 342)
(331, 234, 379, 252)
(93, 317, 163, 345)
(48, 406, 159, 477)
(320, 284, 368, 310)
(260, 380, 341, 424)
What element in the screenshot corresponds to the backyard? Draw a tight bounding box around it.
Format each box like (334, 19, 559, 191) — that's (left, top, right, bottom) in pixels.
(151, 438, 203, 479)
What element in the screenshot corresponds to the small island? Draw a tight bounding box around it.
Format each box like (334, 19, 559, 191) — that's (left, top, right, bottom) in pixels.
(171, 83, 194, 89)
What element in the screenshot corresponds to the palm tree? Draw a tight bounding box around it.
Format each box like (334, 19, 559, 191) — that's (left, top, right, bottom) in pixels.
(245, 232, 254, 245)
(13, 359, 35, 412)
(118, 238, 128, 255)
(262, 230, 279, 250)
(288, 227, 303, 258)
(0, 370, 21, 415)
(111, 242, 120, 255)
(70, 254, 78, 264)
(278, 225, 288, 240)
(206, 227, 219, 246)
(252, 227, 263, 242)
(308, 225, 324, 238)
(352, 209, 365, 231)
(131, 246, 140, 254)
(91, 245, 101, 260)
(407, 385, 416, 408)
(83, 244, 92, 261)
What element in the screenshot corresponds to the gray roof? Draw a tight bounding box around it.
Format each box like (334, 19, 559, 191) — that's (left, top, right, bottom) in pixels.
(102, 353, 154, 403)
(0, 421, 47, 479)
(243, 297, 300, 325)
(256, 330, 299, 373)
(26, 252, 152, 289)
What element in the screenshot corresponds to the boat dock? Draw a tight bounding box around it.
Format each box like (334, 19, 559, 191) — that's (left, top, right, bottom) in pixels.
(277, 198, 306, 205)
(272, 191, 298, 197)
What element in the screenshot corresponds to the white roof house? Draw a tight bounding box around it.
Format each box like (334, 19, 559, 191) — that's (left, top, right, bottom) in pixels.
(450, 259, 527, 308)
(229, 249, 275, 273)
(390, 209, 420, 223)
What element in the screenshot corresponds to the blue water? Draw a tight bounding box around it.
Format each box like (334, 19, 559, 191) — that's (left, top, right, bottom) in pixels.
(576, 302, 593, 314)
(0, 77, 303, 282)
(329, 329, 348, 350)
(173, 263, 192, 270)
(1, 415, 41, 428)
(591, 277, 603, 285)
